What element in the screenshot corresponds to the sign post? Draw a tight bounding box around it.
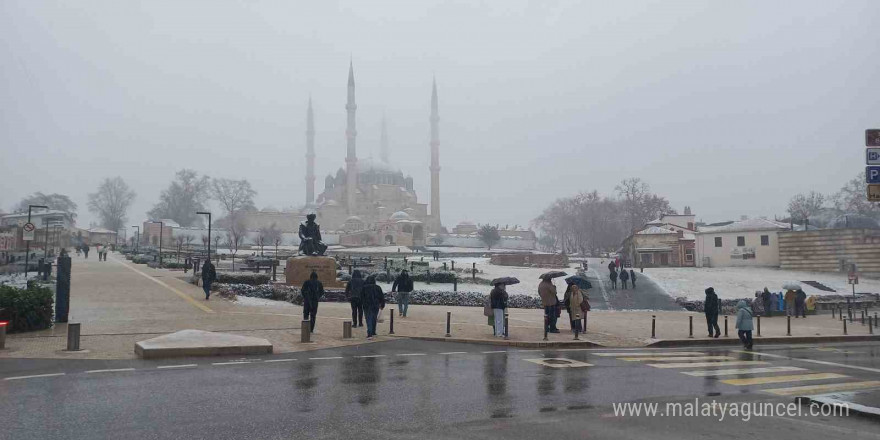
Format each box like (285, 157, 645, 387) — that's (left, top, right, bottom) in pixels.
(22, 222, 35, 241)
(866, 131, 880, 203)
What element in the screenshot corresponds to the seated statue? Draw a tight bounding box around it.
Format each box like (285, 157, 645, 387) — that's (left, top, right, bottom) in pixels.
(298, 214, 328, 256)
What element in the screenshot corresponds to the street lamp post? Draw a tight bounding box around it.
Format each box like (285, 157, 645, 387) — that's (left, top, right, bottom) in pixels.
(150, 221, 164, 265)
(43, 218, 50, 261)
(53, 225, 61, 255)
(24, 204, 49, 278)
(196, 211, 212, 264)
(131, 226, 140, 254)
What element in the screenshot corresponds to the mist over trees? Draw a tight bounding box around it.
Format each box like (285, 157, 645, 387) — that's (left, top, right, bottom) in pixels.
(533, 178, 675, 255)
(88, 177, 136, 232)
(147, 169, 211, 227)
(15, 193, 78, 220)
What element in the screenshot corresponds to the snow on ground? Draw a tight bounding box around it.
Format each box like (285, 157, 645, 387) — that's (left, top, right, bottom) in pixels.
(637, 265, 880, 301)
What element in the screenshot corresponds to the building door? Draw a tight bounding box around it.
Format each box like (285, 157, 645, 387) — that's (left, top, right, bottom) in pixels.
(660, 253, 669, 266)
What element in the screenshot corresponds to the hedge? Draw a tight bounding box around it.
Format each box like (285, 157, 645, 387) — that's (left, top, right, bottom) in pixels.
(215, 272, 270, 285)
(0, 283, 54, 333)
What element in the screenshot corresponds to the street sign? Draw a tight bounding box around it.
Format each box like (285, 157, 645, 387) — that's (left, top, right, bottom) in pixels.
(867, 129, 880, 147)
(868, 148, 880, 165)
(868, 166, 880, 184)
(869, 184, 880, 202)
(22, 222, 36, 241)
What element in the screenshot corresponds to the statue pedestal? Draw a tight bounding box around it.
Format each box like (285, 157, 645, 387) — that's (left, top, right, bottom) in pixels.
(285, 256, 344, 288)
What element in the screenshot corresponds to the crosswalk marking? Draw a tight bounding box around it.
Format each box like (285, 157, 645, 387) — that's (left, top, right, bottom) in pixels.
(682, 366, 808, 377)
(648, 360, 769, 369)
(763, 380, 880, 396)
(592, 352, 705, 357)
(619, 356, 733, 362)
(722, 373, 847, 386)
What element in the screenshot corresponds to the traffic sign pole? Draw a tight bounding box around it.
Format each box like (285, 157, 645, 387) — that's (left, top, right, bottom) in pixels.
(23, 205, 49, 278)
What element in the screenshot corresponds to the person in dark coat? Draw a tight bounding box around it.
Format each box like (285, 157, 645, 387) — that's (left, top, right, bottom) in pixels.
(345, 270, 365, 327)
(630, 269, 637, 289)
(794, 289, 807, 318)
(704, 287, 721, 338)
(607, 260, 616, 273)
(619, 268, 630, 289)
(201, 259, 216, 300)
(392, 270, 414, 317)
(301, 271, 324, 332)
(609, 269, 618, 290)
(489, 283, 508, 337)
(361, 275, 385, 339)
(83, 243, 90, 259)
(761, 288, 773, 317)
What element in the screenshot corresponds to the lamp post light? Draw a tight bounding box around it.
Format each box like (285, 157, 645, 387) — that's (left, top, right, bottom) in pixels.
(149, 221, 164, 265)
(24, 204, 49, 277)
(131, 226, 140, 254)
(196, 211, 212, 263)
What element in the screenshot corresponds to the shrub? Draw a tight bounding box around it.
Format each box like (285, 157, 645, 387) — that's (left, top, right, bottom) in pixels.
(161, 262, 188, 269)
(132, 256, 151, 264)
(215, 272, 270, 285)
(0, 283, 54, 333)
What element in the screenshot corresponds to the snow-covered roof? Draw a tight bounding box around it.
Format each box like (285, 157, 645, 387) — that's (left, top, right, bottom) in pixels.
(697, 218, 791, 234)
(88, 227, 117, 234)
(636, 226, 677, 235)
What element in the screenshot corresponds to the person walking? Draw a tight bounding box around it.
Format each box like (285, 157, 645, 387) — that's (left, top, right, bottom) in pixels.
(784, 289, 796, 316)
(392, 269, 414, 317)
(795, 289, 807, 318)
(735, 299, 754, 350)
(538, 276, 560, 333)
(630, 269, 637, 289)
(345, 270, 365, 327)
(361, 275, 385, 339)
(619, 268, 629, 290)
(301, 271, 324, 333)
(201, 258, 216, 300)
(609, 269, 618, 290)
(95, 244, 102, 262)
(490, 283, 508, 337)
(564, 282, 585, 335)
(704, 287, 721, 338)
(761, 288, 773, 317)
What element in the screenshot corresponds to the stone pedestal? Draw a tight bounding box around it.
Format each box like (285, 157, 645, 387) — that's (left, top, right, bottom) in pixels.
(285, 256, 344, 288)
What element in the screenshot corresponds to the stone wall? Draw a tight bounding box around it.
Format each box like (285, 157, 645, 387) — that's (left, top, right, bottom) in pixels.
(778, 229, 880, 277)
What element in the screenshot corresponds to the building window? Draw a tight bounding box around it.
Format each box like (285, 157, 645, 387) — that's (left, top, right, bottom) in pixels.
(714, 237, 722, 247)
(640, 253, 653, 265)
(685, 249, 694, 262)
(737, 236, 745, 246)
(760, 235, 769, 246)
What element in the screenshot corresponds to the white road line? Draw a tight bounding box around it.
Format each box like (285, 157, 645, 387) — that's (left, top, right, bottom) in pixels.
(514, 350, 541, 353)
(592, 352, 706, 357)
(212, 361, 253, 366)
(734, 350, 880, 374)
(86, 368, 136, 374)
(264, 359, 297, 363)
(439, 352, 468, 355)
(157, 364, 198, 369)
(682, 366, 808, 377)
(619, 356, 734, 362)
(397, 353, 427, 356)
(308, 357, 343, 360)
(482, 351, 508, 354)
(4, 373, 66, 381)
(588, 268, 613, 310)
(648, 360, 769, 369)
(354, 355, 386, 358)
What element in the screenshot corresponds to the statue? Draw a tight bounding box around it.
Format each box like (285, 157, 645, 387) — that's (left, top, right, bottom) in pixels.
(298, 214, 328, 256)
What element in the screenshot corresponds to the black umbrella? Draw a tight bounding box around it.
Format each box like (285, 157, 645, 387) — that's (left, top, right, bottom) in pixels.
(539, 270, 568, 280)
(565, 275, 593, 289)
(490, 276, 520, 286)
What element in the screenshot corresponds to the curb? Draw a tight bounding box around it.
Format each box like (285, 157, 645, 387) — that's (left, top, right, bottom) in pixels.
(398, 335, 603, 348)
(795, 395, 880, 421)
(647, 334, 880, 347)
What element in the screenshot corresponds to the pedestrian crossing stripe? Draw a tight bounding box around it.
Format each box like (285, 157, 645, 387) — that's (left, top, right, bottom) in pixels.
(648, 361, 769, 369)
(721, 373, 847, 386)
(592, 352, 706, 357)
(763, 380, 880, 396)
(682, 366, 808, 377)
(618, 356, 733, 362)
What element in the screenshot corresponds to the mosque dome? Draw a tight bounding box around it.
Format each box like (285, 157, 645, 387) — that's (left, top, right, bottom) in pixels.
(390, 211, 411, 221)
(827, 214, 880, 230)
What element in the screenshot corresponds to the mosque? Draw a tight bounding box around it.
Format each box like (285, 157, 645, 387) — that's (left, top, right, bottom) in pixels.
(303, 62, 443, 247)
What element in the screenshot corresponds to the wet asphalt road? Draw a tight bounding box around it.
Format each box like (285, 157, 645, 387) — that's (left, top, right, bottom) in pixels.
(584, 267, 681, 311)
(2, 340, 880, 439)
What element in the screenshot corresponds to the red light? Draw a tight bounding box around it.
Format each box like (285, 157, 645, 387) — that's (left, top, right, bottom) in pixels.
(0, 322, 7, 327)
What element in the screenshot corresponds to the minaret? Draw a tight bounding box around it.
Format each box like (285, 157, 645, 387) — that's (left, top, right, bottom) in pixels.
(305, 96, 316, 205)
(380, 113, 389, 164)
(429, 77, 441, 230)
(345, 61, 358, 214)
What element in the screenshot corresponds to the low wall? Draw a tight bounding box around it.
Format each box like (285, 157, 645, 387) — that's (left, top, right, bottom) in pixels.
(490, 253, 568, 267)
(778, 229, 880, 277)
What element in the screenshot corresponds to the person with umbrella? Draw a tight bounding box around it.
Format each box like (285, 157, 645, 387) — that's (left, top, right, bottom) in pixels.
(563, 280, 587, 336)
(794, 288, 807, 318)
(538, 274, 561, 334)
(784, 288, 796, 317)
(489, 281, 508, 337)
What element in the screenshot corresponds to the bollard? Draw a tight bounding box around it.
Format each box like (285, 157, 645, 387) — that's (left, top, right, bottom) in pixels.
(390, 309, 395, 335)
(843, 318, 847, 335)
(443, 262, 447, 271)
(472, 263, 476, 281)
(67, 322, 81, 351)
(583, 316, 587, 333)
(427, 270, 431, 285)
(544, 314, 549, 341)
(445, 311, 451, 337)
(451, 261, 455, 271)
(453, 277, 458, 292)
(840, 306, 843, 321)
(688, 315, 693, 338)
(343, 320, 352, 339)
(504, 313, 509, 340)
(875, 313, 878, 328)
(724, 315, 728, 337)
(832, 307, 835, 319)
(651, 315, 656, 338)
(301, 319, 311, 343)
(870, 318, 874, 335)
(861, 310, 865, 326)
(411, 262, 415, 272)
(849, 312, 853, 324)
(787, 315, 791, 336)
(0, 321, 6, 350)
(757, 315, 761, 337)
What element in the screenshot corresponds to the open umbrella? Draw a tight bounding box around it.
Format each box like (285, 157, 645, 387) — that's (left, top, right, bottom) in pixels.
(491, 276, 520, 286)
(539, 270, 568, 280)
(565, 275, 593, 289)
(782, 282, 801, 290)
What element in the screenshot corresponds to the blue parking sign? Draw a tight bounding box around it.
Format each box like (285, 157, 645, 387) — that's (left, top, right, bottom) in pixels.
(867, 166, 880, 184)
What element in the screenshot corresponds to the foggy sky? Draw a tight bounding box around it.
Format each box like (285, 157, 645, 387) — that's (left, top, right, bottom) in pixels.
(2, 0, 879, 230)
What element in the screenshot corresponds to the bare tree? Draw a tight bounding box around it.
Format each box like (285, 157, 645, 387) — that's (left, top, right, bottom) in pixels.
(88, 177, 136, 232)
(226, 217, 246, 271)
(477, 225, 501, 250)
(148, 169, 211, 226)
(788, 191, 826, 227)
(212, 178, 257, 220)
(175, 234, 185, 263)
(832, 171, 880, 218)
